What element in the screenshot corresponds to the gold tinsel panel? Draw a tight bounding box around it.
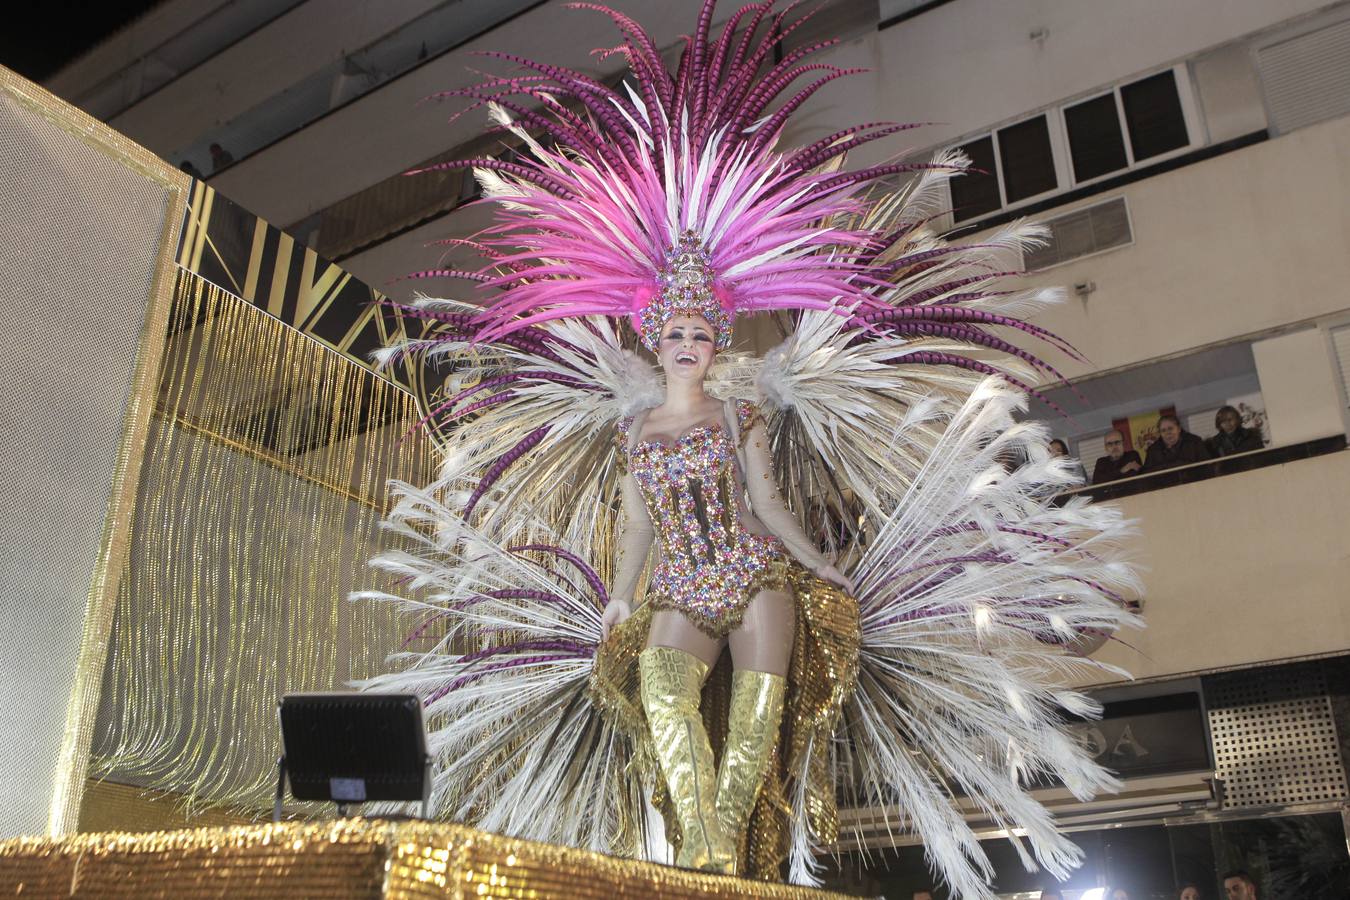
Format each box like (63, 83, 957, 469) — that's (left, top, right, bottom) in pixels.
(89, 270, 434, 813)
(0, 819, 855, 898)
(77, 780, 252, 834)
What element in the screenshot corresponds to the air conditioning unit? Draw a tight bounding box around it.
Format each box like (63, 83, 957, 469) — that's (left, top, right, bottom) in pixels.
(1023, 196, 1133, 272)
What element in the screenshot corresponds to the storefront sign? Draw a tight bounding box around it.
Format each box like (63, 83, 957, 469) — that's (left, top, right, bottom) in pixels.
(1066, 691, 1210, 778)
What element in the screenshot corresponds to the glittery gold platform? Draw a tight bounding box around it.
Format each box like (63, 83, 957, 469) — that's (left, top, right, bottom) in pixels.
(0, 818, 854, 898)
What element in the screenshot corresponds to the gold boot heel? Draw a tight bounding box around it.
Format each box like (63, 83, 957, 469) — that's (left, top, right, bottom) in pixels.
(714, 669, 787, 873)
(638, 646, 734, 871)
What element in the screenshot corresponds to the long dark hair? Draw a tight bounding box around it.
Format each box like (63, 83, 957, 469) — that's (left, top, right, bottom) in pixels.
(1214, 405, 1242, 431)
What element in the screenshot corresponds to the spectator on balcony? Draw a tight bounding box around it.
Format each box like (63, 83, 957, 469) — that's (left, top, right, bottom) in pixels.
(1222, 871, 1258, 900)
(1142, 415, 1210, 472)
(209, 143, 235, 172)
(1205, 405, 1263, 457)
(1048, 438, 1087, 485)
(1091, 430, 1143, 483)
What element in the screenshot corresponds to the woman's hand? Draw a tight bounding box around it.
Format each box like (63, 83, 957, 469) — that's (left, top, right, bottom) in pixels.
(600, 599, 633, 640)
(813, 563, 856, 596)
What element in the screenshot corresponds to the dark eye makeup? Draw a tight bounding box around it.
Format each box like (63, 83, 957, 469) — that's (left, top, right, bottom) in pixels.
(662, 328, 713, 342)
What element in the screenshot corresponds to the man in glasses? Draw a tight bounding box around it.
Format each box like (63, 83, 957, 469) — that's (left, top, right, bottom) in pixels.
(1091, 429, 1143, 484)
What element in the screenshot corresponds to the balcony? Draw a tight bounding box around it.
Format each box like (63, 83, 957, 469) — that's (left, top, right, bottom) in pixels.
(1083, 446, 1350, 686)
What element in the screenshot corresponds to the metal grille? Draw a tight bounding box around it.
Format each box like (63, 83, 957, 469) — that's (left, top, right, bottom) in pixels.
(0, 87, 171, 836)
(1206, 663, 1349, 809)
(1331, 323, 1350, 408)
(1257, 13, 1350, 136)
(1022, 196, 1132, 271)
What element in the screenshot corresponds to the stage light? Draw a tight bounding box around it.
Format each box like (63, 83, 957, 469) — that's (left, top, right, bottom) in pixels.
(275, 693, 431, 821)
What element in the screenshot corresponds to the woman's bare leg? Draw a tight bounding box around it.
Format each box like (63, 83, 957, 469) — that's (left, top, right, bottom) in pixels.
(646, 609, 726, 667)
(726, 588, 794, 676)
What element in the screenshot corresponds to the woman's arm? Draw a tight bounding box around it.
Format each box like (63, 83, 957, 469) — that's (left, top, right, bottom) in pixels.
(611, 471, 655, 604)
(741, 416, 855, 593)
(601, 471, 655, 637)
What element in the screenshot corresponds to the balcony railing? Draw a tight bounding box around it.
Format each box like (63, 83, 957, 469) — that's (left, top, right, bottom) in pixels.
(1055, 434, 1347, 504)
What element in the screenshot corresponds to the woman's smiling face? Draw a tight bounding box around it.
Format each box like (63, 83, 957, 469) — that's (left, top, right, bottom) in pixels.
(657, 315, 717, 381)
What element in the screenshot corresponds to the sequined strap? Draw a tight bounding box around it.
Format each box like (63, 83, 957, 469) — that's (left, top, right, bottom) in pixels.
(734, 400, 761, 449)
(720, 399, 751, 495)
(614, 411, 654, 477)
(614, 417, 634, 475)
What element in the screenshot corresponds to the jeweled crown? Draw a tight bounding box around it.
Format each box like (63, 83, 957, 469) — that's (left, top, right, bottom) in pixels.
(639, 231, 732, 351)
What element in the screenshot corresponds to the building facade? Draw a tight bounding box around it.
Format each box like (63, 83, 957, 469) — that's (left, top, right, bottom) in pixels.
(45, 1, 1350, 896)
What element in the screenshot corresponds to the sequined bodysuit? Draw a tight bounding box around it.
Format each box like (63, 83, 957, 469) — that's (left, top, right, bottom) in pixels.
(621, 401, 789, 637)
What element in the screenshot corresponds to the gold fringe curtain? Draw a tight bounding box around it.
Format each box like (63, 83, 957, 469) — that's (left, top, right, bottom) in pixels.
(90, 269, 434, 812)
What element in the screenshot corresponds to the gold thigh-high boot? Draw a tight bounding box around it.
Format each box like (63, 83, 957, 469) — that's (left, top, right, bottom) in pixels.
(638, 646, 734, 871)
(714, 669, 787, 872)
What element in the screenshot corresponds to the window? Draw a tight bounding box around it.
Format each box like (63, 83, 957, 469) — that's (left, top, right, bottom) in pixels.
(945, 65, 1197, 226)
(997, 116, 1057, 202)
(951, 115, 1058, 223)
(1121, 69, 1190, 160)
(950, 136, 1001, 222)
(1064, 69, 1191, 184)
(1064, 94, 1128, 182)
(1332, 323, 1350, 407)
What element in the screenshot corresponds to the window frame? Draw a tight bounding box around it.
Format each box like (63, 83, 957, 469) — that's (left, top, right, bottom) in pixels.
(947, 134, 1004, 223)
(950, 112, 1064, 224)
(940, 62, 1204, 229)
(1060, 87, 1132, 185)
(994, 112, 1066, 206)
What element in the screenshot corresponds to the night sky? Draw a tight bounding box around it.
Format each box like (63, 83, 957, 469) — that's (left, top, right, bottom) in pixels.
(0, 1, 165, 82)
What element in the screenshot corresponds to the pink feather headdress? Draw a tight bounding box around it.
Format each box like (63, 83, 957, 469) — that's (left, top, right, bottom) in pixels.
(409, 1, 934, 349)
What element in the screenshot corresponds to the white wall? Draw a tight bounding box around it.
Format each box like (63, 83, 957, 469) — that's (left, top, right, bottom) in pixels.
(1252, 327, 1347, 445)
(205, 1, 736, 228)
(872, 0, 1341, 147)
(988, 113, 1350, 382)
(109, 0, 443, 154)
(1084, 449, 1350, 686)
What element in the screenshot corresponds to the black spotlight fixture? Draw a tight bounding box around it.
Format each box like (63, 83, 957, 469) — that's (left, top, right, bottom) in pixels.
(275, 692, 431, 820)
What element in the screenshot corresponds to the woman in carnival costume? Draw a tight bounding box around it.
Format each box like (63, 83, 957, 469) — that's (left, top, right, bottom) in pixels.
(358, 2, 1139, 894)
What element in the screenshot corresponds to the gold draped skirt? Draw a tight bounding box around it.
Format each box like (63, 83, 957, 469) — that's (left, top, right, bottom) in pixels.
(589, 565, 860, 881)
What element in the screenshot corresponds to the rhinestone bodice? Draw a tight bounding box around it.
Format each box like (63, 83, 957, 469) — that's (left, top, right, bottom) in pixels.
(623, 413, 785, 636)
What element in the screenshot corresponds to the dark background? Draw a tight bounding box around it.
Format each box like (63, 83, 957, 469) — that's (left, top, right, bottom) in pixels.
(0, 2, 163, 82)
